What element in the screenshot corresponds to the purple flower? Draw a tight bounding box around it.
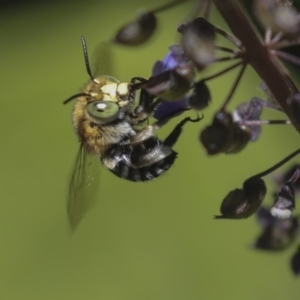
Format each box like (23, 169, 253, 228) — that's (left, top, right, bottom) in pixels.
(153, 97, 189, 120)
(232, 97, 263, 141)
(152, 45, 191, 120)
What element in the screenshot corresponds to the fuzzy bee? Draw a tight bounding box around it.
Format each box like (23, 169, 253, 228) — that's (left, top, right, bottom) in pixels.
(64, 37, 201, 230)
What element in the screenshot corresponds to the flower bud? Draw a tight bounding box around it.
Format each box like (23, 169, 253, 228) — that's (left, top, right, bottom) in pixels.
(200, 111, 233, 155)
(114, 12, 157, 46)
(179, 17, 216, 70)
(257, 207, 275, 228)
(270, 182, 295, 219)
(255, 215, 299, 250)
(226, 125, 252, 154)
(287, 93, 300, 123)
(233, 97, 263, 141)
(188, 80, 211, 110)
(291, 246, 300, 275)
(144, 69, 192, 100)
(215, 177, 266, 219)
(274, 164, 300, 194)
(254, 0, 300, 36)
(200, 110, 251, 155)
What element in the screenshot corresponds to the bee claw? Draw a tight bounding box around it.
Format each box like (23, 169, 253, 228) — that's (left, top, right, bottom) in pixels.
(188, 113, 204, 123)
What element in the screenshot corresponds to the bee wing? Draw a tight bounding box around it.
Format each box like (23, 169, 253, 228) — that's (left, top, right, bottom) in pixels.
(92, 40, 115, 78)
(67, 143, 101, 231)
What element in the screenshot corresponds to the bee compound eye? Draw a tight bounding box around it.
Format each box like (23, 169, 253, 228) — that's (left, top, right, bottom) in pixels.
(87, 101, 119, 123)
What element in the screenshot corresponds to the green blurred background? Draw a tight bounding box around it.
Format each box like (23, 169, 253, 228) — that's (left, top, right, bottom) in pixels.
(1, 0, 300, 299)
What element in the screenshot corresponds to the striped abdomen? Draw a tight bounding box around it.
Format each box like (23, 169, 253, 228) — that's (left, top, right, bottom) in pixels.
(102, 136, 178, 182)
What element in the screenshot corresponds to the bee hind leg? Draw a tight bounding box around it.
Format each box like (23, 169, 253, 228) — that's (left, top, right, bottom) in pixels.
(163, 115, 203, 147)
(130, 114, 203, 173)
(132, 112, 203, 145)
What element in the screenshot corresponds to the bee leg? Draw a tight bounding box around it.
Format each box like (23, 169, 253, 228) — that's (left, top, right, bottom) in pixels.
(130, 114, 202, 170)
(132, 112, 203, 145)
(130, 111, 175, 144)
(130, 77, 152, 112)
(163, 115, 203, 147)
(129, 89, 163, 125)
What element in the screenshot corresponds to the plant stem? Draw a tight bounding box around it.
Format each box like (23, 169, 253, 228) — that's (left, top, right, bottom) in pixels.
(212, 0, 300, 133)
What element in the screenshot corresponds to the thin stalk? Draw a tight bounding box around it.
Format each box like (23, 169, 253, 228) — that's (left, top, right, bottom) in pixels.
(288, 166, 300, 184)
(264, 28, 272, 45)
(273, 37, 300, 49)
(215, 45, 238, 54)
(150, 0, 190, 14)
(201, 61, 243, 82)
(213, 25, 242, 48)
(213, 56, 240, 62)
(203, 0, 211, 19)
(270, 32, 283, 46)
(249, 148, 300, 180)
(237, 120, 291, 126)
(185, 0, 209, 22)
(220, 63, 247, 110)
(272, 50, 300, 67)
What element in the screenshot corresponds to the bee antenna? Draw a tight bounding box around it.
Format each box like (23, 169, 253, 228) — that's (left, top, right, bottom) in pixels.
(81, 36, 99, 84)
(63, 92, 89, 105)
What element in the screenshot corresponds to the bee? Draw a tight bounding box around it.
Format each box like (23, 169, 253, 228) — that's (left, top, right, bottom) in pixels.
(64, 37, 201, 230)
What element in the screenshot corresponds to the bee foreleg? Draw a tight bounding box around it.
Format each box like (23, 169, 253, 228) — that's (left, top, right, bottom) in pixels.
(129, 89, 162, 125)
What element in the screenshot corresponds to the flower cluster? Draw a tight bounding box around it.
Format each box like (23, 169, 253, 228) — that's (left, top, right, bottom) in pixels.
(112, 0, 300, 276)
